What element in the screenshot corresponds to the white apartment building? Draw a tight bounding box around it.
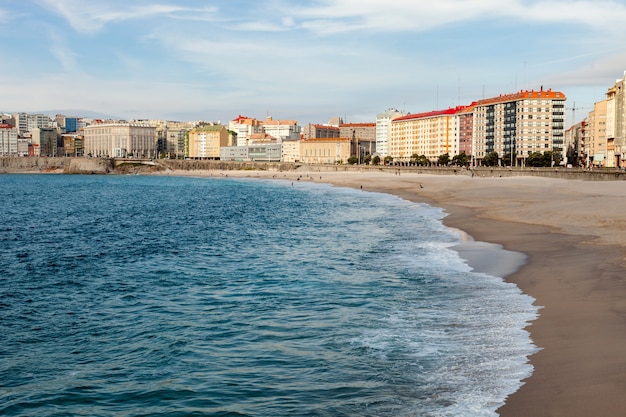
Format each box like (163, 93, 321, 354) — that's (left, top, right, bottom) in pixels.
(229, 115, 262, 147)
(13, 113, 52, 133)
(84, 123, 156, 158)
(262, 117, 301, 142)
(376, 108, 406, 157)
(0, 124, 18, 156)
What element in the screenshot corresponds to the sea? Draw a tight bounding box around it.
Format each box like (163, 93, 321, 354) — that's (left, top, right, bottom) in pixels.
(0, 174, 539, 417)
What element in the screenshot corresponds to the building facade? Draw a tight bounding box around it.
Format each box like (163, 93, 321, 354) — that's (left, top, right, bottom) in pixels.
(220, 144, 282, 162)
(262, 117, 301, 142)
(376, 108, 406, 157)
(84, 123, 156, 158)
(149, 120, 195, 158)
(299, 138, 351, 164)
(302, 124, 339, 139)
(188, 125, 228, 159)
(31, 127, 58, 157)
(606, 72, 625, 167)
(340, 123, 377, 160)
(0, 124, 18, 156)
(471, 89, 566, 165)
(13, 113, 52, 134)
(390, 108, 463, 163)
(229, 115, 262, 147)
(282, 139, 301, 162)
(62, 133, 84, 157)
(588, 99, 611, 167)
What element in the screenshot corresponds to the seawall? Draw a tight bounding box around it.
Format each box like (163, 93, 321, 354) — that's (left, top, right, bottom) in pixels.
(0, 157, 114, 174)
(1, 157, 625, 181)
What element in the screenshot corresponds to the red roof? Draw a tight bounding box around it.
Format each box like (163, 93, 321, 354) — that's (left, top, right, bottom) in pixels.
(393, 106, 466, 122)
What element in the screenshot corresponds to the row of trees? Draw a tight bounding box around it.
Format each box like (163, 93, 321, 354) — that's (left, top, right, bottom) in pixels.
(348, 150, 563, 167)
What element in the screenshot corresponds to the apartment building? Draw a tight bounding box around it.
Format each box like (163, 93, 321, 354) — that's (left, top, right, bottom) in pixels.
(187, 125, 228, 159)
(458, 105, 475, 156)
(340, 123, 376, 158)
(84, 122, 156, 158)
(229, 115, 262, 147)
(0, 124, 18, 156)
(472, 89, 566, 165)
(148, 120, 195, 158)
(262, 117, 301, 142)
(376, 108, 406, 157)
(390, 107, 463, 163)
(564, 120, 587, 167)
(302, 124, 339, 139)
(299, 138, 351, 164)
(13, 113, 52, 133)
(62, 133, 84, 157)
(31, 127, 58, 157)
(282, 139, 301, 162)
(587, 99, 611, 167)
(606, 72, 625, 167)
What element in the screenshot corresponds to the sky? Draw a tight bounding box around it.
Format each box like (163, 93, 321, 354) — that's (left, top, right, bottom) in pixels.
(2, 0, 626, 126)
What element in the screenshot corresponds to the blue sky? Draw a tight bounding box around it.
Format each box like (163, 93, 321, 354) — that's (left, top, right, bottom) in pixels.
(2, 0, 626, 125)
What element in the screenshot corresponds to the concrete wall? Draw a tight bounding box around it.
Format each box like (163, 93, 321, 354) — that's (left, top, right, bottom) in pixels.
(2, 157, 625, 181)
(0, 157, 113, 173)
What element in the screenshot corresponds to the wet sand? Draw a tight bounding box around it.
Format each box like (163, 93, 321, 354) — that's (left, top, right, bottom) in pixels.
(158, 168, 626, 416)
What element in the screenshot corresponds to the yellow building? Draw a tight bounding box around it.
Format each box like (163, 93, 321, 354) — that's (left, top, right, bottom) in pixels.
(188, 125, 228, 159)
(300, 138, 351, 164)
(588, 99, 609, 167)
(390, 108, 462, 163)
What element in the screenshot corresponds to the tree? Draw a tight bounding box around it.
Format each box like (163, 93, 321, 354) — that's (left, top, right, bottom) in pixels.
(438, 153, 450, 166)
(372, 155, 381, 165)
(384, 155, 394, 165)
(347, 155, 359, 165)
(543, 150, 562, 167)
(526, 152, 544, 167)
(363, 153, 372, 165)
(417, 155, 430, 166)
(451, 152, 470, 166)
(482, 151, 499, 167)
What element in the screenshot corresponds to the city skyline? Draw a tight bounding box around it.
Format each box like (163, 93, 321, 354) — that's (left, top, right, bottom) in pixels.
(2, 1, 626, 125)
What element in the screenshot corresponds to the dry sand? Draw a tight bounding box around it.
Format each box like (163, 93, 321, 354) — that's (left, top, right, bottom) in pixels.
(157, 168, 626, 416)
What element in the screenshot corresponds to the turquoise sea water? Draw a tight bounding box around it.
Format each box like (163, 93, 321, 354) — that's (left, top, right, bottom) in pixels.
(0, 174, 538, 416)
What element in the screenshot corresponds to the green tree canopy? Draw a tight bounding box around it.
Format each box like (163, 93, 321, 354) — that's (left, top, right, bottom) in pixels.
(482, 151, 499, 166)
(451, 152, 470, 166)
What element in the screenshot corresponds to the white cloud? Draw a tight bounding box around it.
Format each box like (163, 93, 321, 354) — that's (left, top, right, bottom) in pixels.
(544, 51, 626, 87)
(35, 0, 219, 33)
(288, 0, 626, 34)
(47, 29, 80, 72)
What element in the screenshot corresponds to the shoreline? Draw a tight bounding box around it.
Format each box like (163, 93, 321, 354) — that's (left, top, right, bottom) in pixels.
(7, 168, 626, 415)
(164, 168, 626, 416)
(300, 171, 626, 417)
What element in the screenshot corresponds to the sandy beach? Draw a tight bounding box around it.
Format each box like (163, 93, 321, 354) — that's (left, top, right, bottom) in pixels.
(156, 168, 626, 416)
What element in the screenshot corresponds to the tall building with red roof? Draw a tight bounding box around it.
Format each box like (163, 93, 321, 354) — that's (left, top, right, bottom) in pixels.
(471, 88, 566, 165)
(390, 107, 465, 162)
